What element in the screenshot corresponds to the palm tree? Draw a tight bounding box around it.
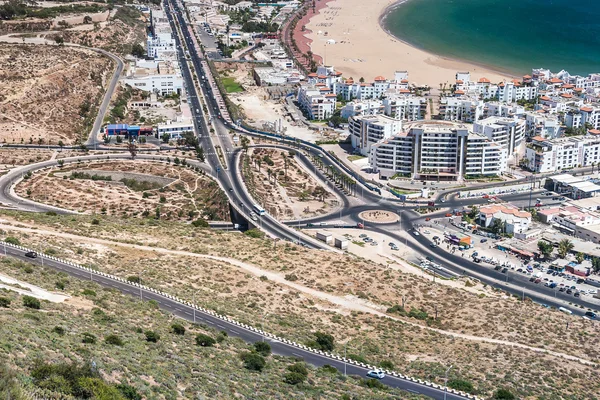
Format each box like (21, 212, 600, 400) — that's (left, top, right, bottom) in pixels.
(267, 168, 272, 182)
(557, 239, 574, 259)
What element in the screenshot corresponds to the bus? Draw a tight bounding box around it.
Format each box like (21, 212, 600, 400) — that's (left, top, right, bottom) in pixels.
(252, 204, 265, 216)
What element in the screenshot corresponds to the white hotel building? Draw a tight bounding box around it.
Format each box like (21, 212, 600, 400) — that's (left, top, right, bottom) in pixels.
(348, 114, 402, 156)
(296, 85, 336, 120)
(368, 121, 506, 181)
(472, 116, 526, 155)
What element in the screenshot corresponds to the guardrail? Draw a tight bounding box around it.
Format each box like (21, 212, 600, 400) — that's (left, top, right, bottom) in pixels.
(1, 240, 479, 399)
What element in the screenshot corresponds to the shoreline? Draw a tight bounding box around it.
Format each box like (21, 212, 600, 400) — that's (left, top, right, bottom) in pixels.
(377, 0, 520, 79)
(304, 0, 514, 87)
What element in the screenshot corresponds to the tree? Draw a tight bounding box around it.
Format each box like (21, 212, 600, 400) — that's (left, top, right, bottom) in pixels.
(195, 333, 216, 347)
(0, 297, 11, 308)
(359, 77, 365, 83)
(183, 131, 199, 148)
(23, 295, 40, 309)
(127, 141, 137, 159)
(115, 383, 142, 400)
(161, 133, 170, 143)
(253, 341, 271, 356)
(240, 352, 266, 371)
(314, 331, 334, 351)
(490, 218, 506, 235)
(196, 146, 205, 162)
(241, 136, 250, 153)
(144, 330, 160, 343)
(131, 43, 145, 58)
(576, 252, 585, 264)
(283, 371, 306, 385)
(468, 206, 478, 220)
(557, 238, 574, 258)
(83, 15, 92, 24)
(54, 36, 64, 45)
(171, 323, 185, 335)
(537, 240, 554, 259)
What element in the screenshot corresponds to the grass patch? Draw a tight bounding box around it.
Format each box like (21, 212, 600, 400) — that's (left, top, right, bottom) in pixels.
(347, 155, 366, 162)
(221, 77, 244, 93)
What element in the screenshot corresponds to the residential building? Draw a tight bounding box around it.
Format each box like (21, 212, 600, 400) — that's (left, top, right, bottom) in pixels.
(157, 121, 195, 139)
(147, 9, 176, 59)
(473, 116, 526, 154)
(525, 136, 600, 173)
(478, 204, 532, 234)
(340, 100, 383, 119)
(382, 95, 427, 121)
(253, 67, 303, 86)
(349, 114, 402, 156)
(439, 97, 483, 122)
(524, 111, 561, 138)
(369, 121, 507, 181)
(297, 85, 336, 120)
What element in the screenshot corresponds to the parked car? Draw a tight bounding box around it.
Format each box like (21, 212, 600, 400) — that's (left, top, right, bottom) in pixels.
(501, 267, 508, 273)
(366, 369, 385, 380)
(25, 251, 37, 258)
(495, 265, 502, 271)
(480, 238, 488, 243)
(566, 289, 573, 294)
(413, 231, 420, 236)
(430, 243, 438, 248)
(559, 287, 566, 292)
(534, 278, 542, 284)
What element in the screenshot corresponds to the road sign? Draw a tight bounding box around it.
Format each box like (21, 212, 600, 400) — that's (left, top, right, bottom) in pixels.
(216, 166, 221, 172)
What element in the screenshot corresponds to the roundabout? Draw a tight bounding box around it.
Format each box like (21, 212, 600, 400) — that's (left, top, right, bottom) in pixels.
(358, 210, 400, 224)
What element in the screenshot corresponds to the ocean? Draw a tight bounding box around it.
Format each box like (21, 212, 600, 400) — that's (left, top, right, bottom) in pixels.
(382, 0, 600, 76)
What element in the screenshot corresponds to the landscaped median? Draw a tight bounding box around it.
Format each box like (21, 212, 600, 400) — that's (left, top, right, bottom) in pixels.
(0, 240, 477, 400)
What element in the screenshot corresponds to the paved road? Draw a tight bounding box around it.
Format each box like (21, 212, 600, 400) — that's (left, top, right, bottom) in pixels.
(1, 244, 469, 400)
(86, 49, 124, 147)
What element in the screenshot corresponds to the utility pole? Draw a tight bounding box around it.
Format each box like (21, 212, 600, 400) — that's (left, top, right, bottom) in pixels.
(444, 365, 453, 400)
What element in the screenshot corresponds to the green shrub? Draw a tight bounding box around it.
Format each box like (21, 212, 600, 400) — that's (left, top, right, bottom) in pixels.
(448, 378, 474, 393)
(408, 307, 428, 320)
(253, 341, 271, 356)
(0, 297, 11, 308)
(493, 389, 516, 400)
(52, 326, 65, 336)
(361, 378, 387, 390)
(4, 237, 20, 245)
(191, 219, 209, 228)
(195, 333, 216, 347)
(115, 383, 142, 400)
(171, 323, 185, 335)
(91, 218, 100, 225)
(283, 371, 306, 385)
(314, 331, 334, 351)
(240, 352, 266, 371)
(22, 295, 41, 309)
(284, 274, 298, 281)
(55, 280, 66, 290)
(287, 362, 308, 377)
(126, 276, 141, 284)
(23, 266, 33, 274)
(82, 289, 96, 297)
(244, 228, 265, 239)
(82, 333, 97, 344)
(144, 330, 160, 343)
(320, 364, 337, 374)
(379, 360, 394, 370)
(104, 334, 124, 346)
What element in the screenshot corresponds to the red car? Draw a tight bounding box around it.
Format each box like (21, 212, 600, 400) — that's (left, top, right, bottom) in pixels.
(445, 213, 453, 217)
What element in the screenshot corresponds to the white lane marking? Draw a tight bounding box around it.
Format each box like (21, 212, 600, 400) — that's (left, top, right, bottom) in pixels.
(230, 330, 239, 335)
(292, 353, 303, 358)
(217, 324, 225, 329)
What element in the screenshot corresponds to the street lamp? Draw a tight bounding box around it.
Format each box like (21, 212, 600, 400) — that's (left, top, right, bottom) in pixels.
(139, 269, 147, 301)
(444, 365, 453, 400)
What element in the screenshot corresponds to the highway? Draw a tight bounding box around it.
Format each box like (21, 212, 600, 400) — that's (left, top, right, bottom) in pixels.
(1, 244, 470, 400)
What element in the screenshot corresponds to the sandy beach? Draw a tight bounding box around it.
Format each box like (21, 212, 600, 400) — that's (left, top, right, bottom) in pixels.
(305, 0, 513, 87)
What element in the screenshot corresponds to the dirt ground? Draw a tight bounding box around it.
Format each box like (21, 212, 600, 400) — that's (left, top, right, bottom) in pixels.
(1, 212, 599, 398)
(0, 44, 114, 145)
(14, 160, 230, 221)
(243, 148, 338, 220)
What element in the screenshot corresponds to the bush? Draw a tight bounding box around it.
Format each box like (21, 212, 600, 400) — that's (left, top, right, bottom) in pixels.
(52, 326, 66, 336)
(171, 323, 185, 335)
(321, 364, 338, 374)
(244, 228, 265, 239)
(23, 266, 33, 274)
(4, 237, 20, 245)
(448, 379, 474, 393)
(361, 378, 387, 390)
(191, 219, 209, 228)
(284, 274, 298, 281)
(55, 280, 66, 290)
(82, 333, 97, 344)
(254, 341, 271, 356)
(493, 389, 516, 400)
(22, 295, 41, 309)
(314, 332, 334, 351)
(195, 333, 216, 347)
(240, 352, 266, 371)
(283, 371, 306, 385)
(104, 334, 124, 346)
(407, 307, 428, 320)
(0, 297, 11, 308)
(91, 218, 100, 225)
(144, 330, 160, 343)
(287, 362, 308, 377)
(82, 289, 96, 297)
(115, 383, 142, 400)
(379, 360, 394, 370)
(126, 275, 141, 284)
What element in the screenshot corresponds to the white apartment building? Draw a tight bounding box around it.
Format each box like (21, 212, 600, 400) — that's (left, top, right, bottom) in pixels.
(297, 85, 336, 120)
(439, 97, 484, 122)
(122, 60, 183, 96)
(349, 114, 402, 156)
(369, 121, 506, 180)
(306, 65, 343, 89)
(484, 102, 525, 118)
(524, 112, 561, 138)
(340, 100, 383, 119)
(497, 81, 538, 102)
(473, 117, 525, 154)
(329, 71, 411, 101)
(147, 9, 176, 59)
(524, 136, 600, 173)
(382, 95, 427, 121)
(566, 105, 600, 130)
(479, 204, 532, 234)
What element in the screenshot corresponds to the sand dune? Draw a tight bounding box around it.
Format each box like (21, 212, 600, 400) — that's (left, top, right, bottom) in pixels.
(305, 0, 514, 87)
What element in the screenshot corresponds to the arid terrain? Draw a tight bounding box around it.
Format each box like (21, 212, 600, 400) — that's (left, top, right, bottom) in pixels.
(0, 254, 419, 399)
(0, 44, 114, 145)
(0, 211, 598, 399)
(14, 160, 230, 221)
(242, 148, 338, 220)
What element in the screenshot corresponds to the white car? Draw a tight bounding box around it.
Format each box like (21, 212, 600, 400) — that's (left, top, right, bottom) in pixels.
(413, 231, 420, 236)
(423, 230, 431, 234)
(366, 369, 386, 379)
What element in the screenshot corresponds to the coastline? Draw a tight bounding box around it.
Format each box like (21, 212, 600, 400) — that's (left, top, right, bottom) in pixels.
(304, 0, 515, 88)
